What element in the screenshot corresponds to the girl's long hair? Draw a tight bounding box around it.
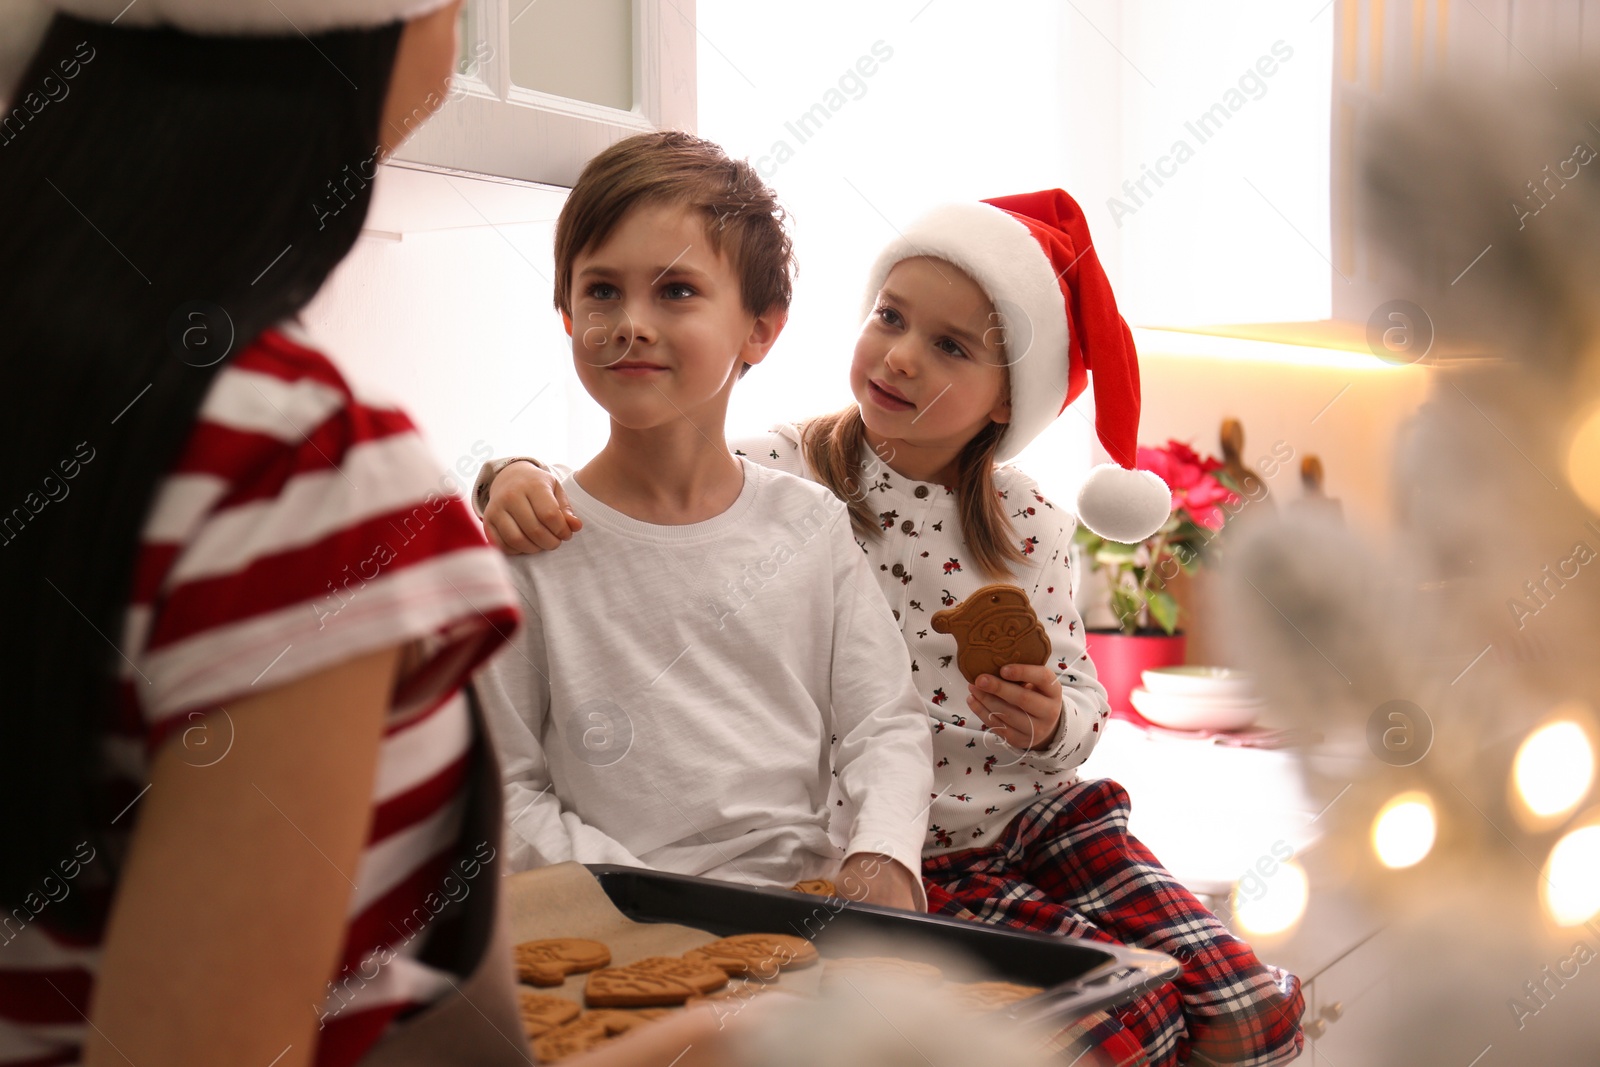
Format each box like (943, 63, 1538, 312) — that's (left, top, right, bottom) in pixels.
(0, 15, 403, 931)
(802, 406, 1025, 580)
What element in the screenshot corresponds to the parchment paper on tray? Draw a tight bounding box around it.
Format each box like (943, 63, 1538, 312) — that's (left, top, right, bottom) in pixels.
(502, 861, 824, 1004)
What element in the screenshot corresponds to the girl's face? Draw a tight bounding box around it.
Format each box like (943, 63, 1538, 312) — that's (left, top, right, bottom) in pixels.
(850, 256, 1011, 461)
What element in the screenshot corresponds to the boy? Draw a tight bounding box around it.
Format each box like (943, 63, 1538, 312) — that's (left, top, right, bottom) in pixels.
(476, 131, 932, 909)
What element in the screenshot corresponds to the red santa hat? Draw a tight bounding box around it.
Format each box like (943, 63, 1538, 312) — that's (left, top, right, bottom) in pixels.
(859, 188, 1171, 544)
(1, 0, 454, 106)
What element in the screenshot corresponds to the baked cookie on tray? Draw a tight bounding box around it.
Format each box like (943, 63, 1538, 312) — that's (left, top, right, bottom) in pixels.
(531, 1009, 668, 1062)
(513, 937, 612, 986)
(684, 933, 819, 976)
(515, 988, 581, 1038)
(821, 956, 943, 988)
(944, 980, 1045, 1012)
(585, 955, 729, 1007)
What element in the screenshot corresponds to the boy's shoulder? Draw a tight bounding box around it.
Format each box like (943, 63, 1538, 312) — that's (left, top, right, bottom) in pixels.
(742, 456, 848, 522)
(728, 423, 807, 478)
(534, 459, 846, 543)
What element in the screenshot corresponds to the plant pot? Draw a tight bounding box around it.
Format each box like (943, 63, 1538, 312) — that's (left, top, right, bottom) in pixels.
(1084, 629, 1189, 725)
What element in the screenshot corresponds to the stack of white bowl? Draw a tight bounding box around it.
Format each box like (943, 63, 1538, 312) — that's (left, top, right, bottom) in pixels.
(1129, 667, 1264, 731)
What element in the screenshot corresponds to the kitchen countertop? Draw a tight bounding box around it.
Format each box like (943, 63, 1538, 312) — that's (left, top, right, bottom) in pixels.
(1076, 717, 1324, 899)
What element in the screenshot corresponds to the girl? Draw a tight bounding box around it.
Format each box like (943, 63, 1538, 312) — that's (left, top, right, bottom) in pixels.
(475, 190, 1306, 1066)
(0, 3, 733, 1064)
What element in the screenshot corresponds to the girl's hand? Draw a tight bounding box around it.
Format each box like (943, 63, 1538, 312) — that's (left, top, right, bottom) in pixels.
(967, 663, 1064, 751)
(483, 460, 583, 555)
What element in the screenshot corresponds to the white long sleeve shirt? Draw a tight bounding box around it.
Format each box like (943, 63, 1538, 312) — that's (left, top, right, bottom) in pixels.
(732, 425, 1111, 853)
(475, 458, 933, 903)
(476, 424, 1110, 858)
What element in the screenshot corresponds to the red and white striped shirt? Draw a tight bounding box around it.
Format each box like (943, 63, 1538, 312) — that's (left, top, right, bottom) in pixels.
(0, 326, 521, 1067)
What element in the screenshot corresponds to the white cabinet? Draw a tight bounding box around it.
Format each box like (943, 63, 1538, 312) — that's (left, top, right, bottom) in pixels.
(394, 0, 697, 187)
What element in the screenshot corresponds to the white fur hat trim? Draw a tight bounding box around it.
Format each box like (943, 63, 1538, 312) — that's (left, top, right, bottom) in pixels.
(859, 201, 1071, 466)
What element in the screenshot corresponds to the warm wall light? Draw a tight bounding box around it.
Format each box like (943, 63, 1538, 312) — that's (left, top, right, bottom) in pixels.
(1513, 718, 1595, 821)
(1233, 860, 1309, 937)
(1566, 400, 1600, 517)
(1132, 326, 1432, 371)
(1371, 791, 1437, 869)
(1540, 822, 1600, 927)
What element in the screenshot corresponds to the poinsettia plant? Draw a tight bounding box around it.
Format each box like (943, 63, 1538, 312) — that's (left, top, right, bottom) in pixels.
(1072, 440, 1245, 635)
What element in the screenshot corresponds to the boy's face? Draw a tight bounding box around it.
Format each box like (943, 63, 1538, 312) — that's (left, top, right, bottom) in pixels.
(850, 256, 1011, 458)
(565, 201, 782, 435)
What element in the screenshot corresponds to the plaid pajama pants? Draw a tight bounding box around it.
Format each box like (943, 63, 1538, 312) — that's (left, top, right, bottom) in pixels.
(923, 778, 1305, 1067)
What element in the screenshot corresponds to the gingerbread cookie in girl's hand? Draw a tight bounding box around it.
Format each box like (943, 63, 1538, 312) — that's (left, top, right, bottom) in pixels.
(932, 584, 1063, 752)
(931, 584, 1050, 684)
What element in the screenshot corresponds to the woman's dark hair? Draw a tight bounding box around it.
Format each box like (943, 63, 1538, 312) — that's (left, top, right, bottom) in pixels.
(0, 14, 404, 932)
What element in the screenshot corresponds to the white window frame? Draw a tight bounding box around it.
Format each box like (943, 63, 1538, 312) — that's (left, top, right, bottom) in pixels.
(394, 0, 697, 186)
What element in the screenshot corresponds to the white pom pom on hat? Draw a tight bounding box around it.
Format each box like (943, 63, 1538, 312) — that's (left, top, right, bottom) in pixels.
(0, 0, 455, 106)
(1077, 464, 1174, 545)
(860, 188, 1171, 544)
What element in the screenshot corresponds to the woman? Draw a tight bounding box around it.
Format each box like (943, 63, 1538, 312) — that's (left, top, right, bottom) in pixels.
(0, 3, 730, 1064)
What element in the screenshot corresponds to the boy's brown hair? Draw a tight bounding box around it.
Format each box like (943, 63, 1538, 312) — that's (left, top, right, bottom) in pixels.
(553, 130, 795, 322)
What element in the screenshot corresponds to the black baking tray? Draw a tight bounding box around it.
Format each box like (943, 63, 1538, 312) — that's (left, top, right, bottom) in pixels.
(585, 864, 1179, 1027)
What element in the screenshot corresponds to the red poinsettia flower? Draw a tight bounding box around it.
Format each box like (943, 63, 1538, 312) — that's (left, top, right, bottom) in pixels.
(1136, 439, 1241, 530)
